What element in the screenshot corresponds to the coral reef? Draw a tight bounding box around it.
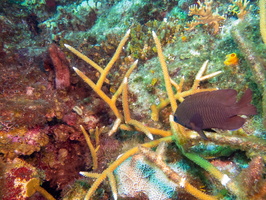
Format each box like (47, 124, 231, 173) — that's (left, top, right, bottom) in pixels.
(0, 0, 265, 199)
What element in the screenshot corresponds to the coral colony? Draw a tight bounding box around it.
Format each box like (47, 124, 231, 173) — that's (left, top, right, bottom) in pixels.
(0, 0, 266, 200)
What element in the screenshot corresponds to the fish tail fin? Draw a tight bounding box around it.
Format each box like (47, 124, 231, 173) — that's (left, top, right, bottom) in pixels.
(236, 89, 257, 115)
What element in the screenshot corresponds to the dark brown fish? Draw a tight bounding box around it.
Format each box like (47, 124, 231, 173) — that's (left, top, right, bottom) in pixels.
(174, 89, 257, 140)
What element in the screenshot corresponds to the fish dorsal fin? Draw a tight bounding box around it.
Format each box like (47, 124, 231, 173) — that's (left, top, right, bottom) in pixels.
(206, 89, 237, 106)
(186, 89, 237, 106)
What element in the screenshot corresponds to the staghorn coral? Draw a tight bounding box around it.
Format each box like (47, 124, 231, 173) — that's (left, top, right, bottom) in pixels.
(185, 0, 225, 34)
(65, 30, 143, 137)
(80, 125, 100, 170)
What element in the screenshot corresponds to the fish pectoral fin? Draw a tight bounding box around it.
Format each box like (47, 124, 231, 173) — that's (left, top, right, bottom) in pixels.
(190, 113, 203, 128)
(189, 114, 208, 140)
(190, 122, 208, 140)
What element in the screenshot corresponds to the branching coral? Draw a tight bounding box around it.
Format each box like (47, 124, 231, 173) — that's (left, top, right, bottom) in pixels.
(65, 30, 167, 139)
(65, 30, 130, 136)
(66, 30, 265, 200)
(80, 125, 104, 170)
(229, 0, 250, 19)
(185, 0, 225, 34)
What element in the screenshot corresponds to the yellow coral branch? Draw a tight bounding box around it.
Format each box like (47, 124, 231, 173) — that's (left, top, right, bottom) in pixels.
(73, 67, 122, 120)
(122, 77, 131, 123)
(97, 29, 131, 89)
(89, 126, 104, 148)
(150, 99, 170, 121)
(119, 124, 172, 137)
(152, 31, 177, 113)
(64, 44, 104, 73)
(80, 125, 98, 170)
(260, 0, 266, 43)
(127, 119, 154, 140)
(107, 173, 118, 200)
(67, 31, 133, 137)
(112, 60, 138, 102)
(192, 60, 222, 90)
(121, 77, 154, 140)
(80, 172, 100, 178)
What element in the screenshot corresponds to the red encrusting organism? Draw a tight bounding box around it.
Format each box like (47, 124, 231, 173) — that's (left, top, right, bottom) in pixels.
(48, 43, 71, 89)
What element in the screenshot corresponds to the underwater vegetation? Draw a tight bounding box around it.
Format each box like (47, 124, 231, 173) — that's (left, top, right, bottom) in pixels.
(0, 0, 266, 200)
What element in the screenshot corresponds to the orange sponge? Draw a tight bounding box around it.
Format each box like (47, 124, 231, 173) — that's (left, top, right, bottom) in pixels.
(224, 53, 239, 66)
